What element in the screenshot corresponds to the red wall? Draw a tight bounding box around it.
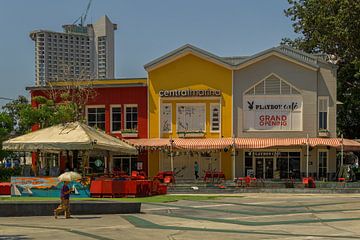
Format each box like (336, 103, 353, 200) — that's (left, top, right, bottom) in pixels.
(31, 86, 148, 138)
(30, 85, 148, 173)
(86, 86, 148, 139)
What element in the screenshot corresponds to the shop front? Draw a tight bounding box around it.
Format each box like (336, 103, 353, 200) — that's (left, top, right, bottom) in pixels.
(145, 44, 233, 179)
(242, 150, 301, 179)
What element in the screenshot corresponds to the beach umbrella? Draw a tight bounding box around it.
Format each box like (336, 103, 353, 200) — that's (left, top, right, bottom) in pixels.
(58, 171, 82, 182)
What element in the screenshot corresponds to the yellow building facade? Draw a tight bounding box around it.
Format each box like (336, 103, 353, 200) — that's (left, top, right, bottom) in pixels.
(146, 46, 234, 179)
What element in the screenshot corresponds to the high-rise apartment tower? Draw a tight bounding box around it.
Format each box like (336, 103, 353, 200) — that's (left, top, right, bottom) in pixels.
(30, 16, 117, 86)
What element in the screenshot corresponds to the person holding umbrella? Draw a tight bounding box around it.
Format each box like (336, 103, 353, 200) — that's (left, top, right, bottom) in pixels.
(54, 171, 81, 219)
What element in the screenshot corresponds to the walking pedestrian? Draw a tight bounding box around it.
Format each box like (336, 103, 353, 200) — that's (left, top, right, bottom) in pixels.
(54, 181, 72, 219)
(194, 161, 199, 180)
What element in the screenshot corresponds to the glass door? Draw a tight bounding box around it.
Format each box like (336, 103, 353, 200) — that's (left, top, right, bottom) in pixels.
(265, 158, 274, 178)
(256, 157, 274, 179)
(255, 158, 264, 179)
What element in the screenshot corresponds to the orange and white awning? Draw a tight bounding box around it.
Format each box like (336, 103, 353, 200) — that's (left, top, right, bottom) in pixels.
(174, 138, 233, 150)
(126, 137, 360, 151)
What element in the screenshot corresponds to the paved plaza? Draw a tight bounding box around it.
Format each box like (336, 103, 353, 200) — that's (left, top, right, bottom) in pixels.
(1, 193, 360, 239)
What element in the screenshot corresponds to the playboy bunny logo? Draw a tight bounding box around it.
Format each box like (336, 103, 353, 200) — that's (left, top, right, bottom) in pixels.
(247, 101, 254, 110)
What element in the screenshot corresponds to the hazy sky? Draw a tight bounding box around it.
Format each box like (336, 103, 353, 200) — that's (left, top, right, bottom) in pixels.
(0, 0, 297, 106)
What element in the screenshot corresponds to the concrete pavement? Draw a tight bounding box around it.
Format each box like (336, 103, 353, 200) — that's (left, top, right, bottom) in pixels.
(1, 193, 360, 239)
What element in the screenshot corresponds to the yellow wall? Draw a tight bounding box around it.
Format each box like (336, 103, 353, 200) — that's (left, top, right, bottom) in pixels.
(148, 151, 160, 177)
(221, 151, 232, 179)
(147, 53, 233, 177)
(148, 53, 232, 138)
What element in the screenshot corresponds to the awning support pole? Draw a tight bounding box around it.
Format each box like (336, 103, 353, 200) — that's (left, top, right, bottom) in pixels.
(341, 134, 344, 166)
(306, 134, 309, 178)
(170, 136, 174, 173)
(232, 136, 236, 179)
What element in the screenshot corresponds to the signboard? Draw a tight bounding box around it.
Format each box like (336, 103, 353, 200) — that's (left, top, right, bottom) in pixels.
(161, 103, 172, 133)
(243, 96, 302, 131)
(159, 89, 221, 98)
(11, 177, 59, 189)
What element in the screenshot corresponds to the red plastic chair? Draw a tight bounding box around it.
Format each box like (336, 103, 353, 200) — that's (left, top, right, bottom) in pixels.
(245, 176, 251, 187)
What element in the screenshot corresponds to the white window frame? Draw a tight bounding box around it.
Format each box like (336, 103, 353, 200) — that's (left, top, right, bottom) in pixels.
(318, 96, 329, 130)
(110, 105, 122, 133)
(318, 149, 328, 178)
(210, 103, 221, 133)
(124, 104, 138, 131)
(86, 105, 105, 130)
(176, 103, 206, 133)
(160, 103, 172, 133)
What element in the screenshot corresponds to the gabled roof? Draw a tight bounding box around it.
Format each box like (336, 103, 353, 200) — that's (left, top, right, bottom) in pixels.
(144, 44, 235, 71)
(144, 44, 335, 72)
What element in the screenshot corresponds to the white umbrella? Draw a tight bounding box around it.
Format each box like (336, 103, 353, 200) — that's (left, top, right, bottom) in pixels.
(58, 171, 82, 182)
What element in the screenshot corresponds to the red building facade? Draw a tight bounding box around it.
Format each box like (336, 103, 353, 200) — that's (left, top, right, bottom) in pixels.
(28, 79, 148, 175)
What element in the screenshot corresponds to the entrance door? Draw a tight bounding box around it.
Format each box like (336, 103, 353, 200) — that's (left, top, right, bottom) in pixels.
(255, 158, 274, 179)
(264, 158, 273, 179)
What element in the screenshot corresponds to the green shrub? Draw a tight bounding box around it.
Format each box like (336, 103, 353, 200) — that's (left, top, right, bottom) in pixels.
(0, 167, 22, 182)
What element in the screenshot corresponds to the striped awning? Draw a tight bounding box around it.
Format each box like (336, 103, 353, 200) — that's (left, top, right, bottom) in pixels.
(174, 138, 233, 150)
(235, 138, 360, 150)
(125, 138, 171, 148)
(126, 137, 360, 151)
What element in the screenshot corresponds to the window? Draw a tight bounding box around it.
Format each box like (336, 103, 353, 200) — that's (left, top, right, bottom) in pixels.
(176, 103, 205, 133)
(160, 103, 172, 133)
(318, 150, 328, 178)
(87, 107, 105, 130)
(318, 97, 328, 130)
(111, 106, 121, 133)
(125, 105, 138, 130)
(113, 155, 138, 175)
(210, 103, 220, 132)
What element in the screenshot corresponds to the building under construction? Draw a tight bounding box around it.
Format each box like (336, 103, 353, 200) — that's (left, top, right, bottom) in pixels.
(30, 15, 117, 86)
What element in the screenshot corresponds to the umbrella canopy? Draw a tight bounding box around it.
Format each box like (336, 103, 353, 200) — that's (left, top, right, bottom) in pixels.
(2, 121, 137, 155)
(58, 171, 82, 182)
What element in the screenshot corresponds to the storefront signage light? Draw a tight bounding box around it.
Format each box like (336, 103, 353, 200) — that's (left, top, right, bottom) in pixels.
(159, 89, 221, 97)
(253, 152, 280, 157)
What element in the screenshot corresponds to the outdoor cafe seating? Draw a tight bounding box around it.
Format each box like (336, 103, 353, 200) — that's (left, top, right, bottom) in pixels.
(204, 171, 225, 183)
(234, 176, 257, 187)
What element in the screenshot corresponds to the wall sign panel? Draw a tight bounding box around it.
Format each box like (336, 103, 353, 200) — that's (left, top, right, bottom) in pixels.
(243, 96, 302, 131)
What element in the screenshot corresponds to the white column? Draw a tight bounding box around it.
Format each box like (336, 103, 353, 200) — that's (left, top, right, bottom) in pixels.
(170, 136, 174, 172)
(232, 136, 236, 179)
(306, 134, 309, 178)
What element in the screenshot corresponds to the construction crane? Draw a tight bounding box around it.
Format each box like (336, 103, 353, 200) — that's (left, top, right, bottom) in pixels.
(73, 0, 93, 27)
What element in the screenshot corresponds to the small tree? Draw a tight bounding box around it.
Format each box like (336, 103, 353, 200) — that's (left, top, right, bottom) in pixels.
(45, 63, 97, 121)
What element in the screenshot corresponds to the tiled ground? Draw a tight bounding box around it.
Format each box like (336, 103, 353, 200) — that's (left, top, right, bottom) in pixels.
(1, 193, 360, 239)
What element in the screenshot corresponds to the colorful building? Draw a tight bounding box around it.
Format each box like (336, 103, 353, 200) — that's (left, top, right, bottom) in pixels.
(145, 45, 233, 179)
(28, 44, 360, 181)
(27, 78, 148, 175)
(131, 44, 345, 181)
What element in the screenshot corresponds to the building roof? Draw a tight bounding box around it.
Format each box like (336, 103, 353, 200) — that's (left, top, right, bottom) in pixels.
(144, 44, 336, 72)
(26, 78, 147, 91)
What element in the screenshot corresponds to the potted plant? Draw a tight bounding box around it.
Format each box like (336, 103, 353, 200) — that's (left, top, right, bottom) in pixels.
(177, 131, 205, 138)
(121, 129, 138, 137)
(318, 129, 330, 137)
